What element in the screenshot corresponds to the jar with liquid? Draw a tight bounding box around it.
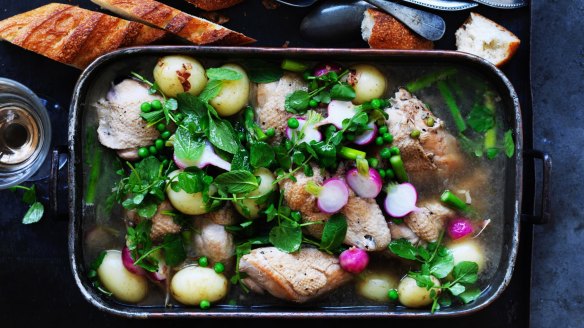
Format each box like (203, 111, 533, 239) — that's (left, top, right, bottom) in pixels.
(0, 78, 51, 189)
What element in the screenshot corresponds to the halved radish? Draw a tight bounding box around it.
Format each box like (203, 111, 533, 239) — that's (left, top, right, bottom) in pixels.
(354, 122, 378, 145)
(286, 118, 322, 143)
(316, 100, 356, 129)
(174, 141, 231, 171)
(346, 168, 382, 199)
(121, 246, 146, 276)
(316, 178, 349, 214)
(384, 183, 419, 218)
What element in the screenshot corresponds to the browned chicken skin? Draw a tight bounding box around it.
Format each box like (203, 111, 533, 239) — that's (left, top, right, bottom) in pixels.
(239, 247, 352, 303)
(404, 201, 455, 242)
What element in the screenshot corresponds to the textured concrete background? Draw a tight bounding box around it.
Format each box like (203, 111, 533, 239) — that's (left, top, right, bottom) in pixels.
(531, 0, 584, 327)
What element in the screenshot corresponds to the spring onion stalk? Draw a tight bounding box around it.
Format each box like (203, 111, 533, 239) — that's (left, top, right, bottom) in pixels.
(281, 59, 309, 72)
(356, 157, 370, 176)
(305, 180, 323, 196)
(483, 91, 497, 151)
(389, 155, 409, 182)
(339, 146, 366, 160)
(437, 80, 467, 133)
(440, 190, 468, 211)
(406, 68, 457, 93)
(85, 143, 102, 205)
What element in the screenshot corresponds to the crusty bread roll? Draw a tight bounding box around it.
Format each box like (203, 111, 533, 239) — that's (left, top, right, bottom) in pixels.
(361, 8, 433, 50)
(455, 12, 520, 67)
(0, 3, 167, 69)
(91, 0, 255, 45)
(185, 0, 244, 11)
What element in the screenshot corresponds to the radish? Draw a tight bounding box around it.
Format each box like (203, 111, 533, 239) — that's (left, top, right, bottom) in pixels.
(339, 247, 369, 274)
(346, 167, 382, 199)
(384, 183, 420, 218)
(447, 218, 474, 240)
(174, 141, 231, 171)
(285, 118, 322, 143)
(316, 100, 356, 129)
(354, 122, 377, 145)
(313, 63, 342, 77)
(147, 258, 168, 282)
(121, 246, 146, 276)
(306, 178, 349, 214)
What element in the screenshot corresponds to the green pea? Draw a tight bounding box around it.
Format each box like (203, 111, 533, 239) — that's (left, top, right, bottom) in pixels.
(371, 98, 381, 109)
(379, 169, 386, 178)
(156, 123, 166, 132)
(410, 129, 421, 139)
(379, 126, 388, 135)
(390, 146, 400, 156)
(265, 127, 275, 138)
(383, 133, 393, 143)
(155, 139, 164, 150)
(198, 256, 209, 267)
(309, 99, 318, 108)
(200, 300, 211, 310)
(375, 136, 384, 146)
(140, 102, 152, 113)
(287, 117, 299, 129)
(161, 131, 171, 140)
(148, 146, 157, 155)
(380, 148, 392, 159)
(388, 289, 399, 301)
(214, 262, 225, 274)
(367, 157, 379, 168)
(138, 147, 149, 158)
(151, 99, 162, 110)
(426, 117, 435, 127)
(385, 168, 395, 180)
(162, 159, 169, 167)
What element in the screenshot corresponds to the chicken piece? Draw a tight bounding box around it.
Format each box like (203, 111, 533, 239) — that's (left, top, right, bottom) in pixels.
(239, 247, 352, 303)
(96, 79, 161, 151)
(388, 221, 420, 245)
(193, 216, 235, 266)
(116, 148, 140, 161)
(404, 201, 455, 242)
(150, 200, 181, 241)
(254, 72, 307, 142)
(385, 88, 463, 182)
(199, 202, 238, 226)
(280, 168, 391, 251)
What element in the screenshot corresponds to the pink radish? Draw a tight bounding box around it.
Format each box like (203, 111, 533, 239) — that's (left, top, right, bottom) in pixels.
(316, 100, 356, 129)
(354, 122, 378, 145)
(121, 246, 146, 276)
(346, 167, 382, 198)
(313, 63, 342, 77)
(306, 178, 349, 214)
(174, 141, 231, 171)
(147, 259, 168, 282)
(339, 247, 369, 274)
(384, 183, 420, 218)
(286, 118, 322, 143)
(447, 218, 474, 240)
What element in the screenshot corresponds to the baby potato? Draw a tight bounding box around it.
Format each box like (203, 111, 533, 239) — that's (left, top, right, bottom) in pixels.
(233, 167, 277, 219)
(171, 266, 228, 306)
(447, 239, 486, 272)
(166, 170, 216, 215)
(97, 250, 148, 303)
(209, 64, 250, 117)
(153, 55, 207, 97)
(397, 275, 441, 308)
(356, 270, 399, 302)
(349, 64, 387, 104)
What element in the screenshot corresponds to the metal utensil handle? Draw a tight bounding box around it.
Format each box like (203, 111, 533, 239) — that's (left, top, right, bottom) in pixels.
(365, 0, 446, 41)
(49, 145, 68, 220)
(523, 150, 552, 224)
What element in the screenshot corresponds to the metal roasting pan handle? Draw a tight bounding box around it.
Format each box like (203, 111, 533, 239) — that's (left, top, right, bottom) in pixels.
(522, 150, 552, 225)
(49, 145, 69, 220)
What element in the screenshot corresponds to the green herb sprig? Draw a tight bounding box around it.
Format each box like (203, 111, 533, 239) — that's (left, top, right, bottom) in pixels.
(9, 184, 44, 224)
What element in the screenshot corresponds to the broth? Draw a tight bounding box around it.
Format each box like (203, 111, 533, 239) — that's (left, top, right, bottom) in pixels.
(81, 59, 510, 310)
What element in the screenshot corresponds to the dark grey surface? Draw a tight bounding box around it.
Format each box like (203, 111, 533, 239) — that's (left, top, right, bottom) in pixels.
(530, 1, 584, 327)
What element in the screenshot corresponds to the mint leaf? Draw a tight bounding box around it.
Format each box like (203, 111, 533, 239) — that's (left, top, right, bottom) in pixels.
(250, 142, 275, 168)
(320, 213, 348, 252)
(214, 170, 259, 194)
(206, 67, 242, 81)
(199, 80, 223, 102)
(504, 129, 515, 158)
(388, 239, 419, 261)
(269, 222, 302, 253)
(174, 127, 205, 162)
(207, 117, 238, 154)
(162, 234, 186, 267)
(232, 148, 251, 171)
(330, 83, 356, 101)
(22, 185, 36, 205)
(285, 90, 310, 114)
(22, 201, 44, 224)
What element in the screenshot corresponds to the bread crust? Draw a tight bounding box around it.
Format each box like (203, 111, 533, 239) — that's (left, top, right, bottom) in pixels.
(0, 3, 166, 69)
(92, 0, 255, 45)
(363, 9, 433, 50)
(184, 0, 244, 11)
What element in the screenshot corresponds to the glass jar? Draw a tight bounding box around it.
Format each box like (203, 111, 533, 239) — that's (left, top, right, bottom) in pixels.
(0, 78, 51, 189)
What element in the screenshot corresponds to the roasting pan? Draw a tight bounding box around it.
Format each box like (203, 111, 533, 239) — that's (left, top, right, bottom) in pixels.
(65, 46, 539, 318)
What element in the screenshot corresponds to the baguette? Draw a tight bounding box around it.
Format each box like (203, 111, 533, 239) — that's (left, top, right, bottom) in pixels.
(455, 12, 520, 67)
(91, 0, 255, 45)
(0, 3, 167, 69)
(184, 0, 244, 11)
(361, 9, 433, 50)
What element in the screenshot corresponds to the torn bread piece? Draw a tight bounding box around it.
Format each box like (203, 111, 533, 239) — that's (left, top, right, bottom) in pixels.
(455, 12, 520, 67)
(92, 0, 255, 45)
(361, 8, 433, 50)
(0, 3, 166, 69)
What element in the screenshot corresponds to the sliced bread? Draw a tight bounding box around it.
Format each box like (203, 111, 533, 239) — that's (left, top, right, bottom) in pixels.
(455, 12, 520, 67)
(184, 0, 244, 11)
(361, 8, 433, 50)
